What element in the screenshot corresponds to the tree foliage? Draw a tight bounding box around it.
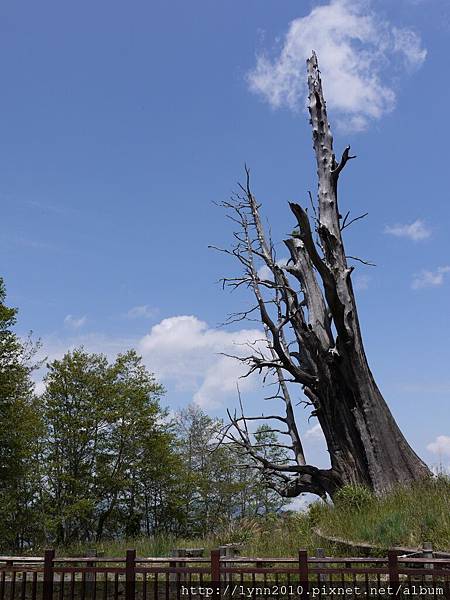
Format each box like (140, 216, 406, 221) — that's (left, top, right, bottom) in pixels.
(41, 348, 179, 544)
(0, 277, 287, 551)
(174, 405, 287, 537)
(0, 278, 43, 550)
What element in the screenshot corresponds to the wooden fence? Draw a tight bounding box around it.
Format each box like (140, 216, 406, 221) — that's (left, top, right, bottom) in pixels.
(1, 549, 450, 599)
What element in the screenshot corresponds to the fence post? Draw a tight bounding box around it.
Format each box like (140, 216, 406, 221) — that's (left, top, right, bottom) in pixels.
(315, 548, 328, 584)
(43, 549, 55, 600)
(210, 549, 221, 583)
(170, 548, 186, 583)
(0, 561, 10, 600)
(423, 541, 433, 559)
(423, 542, 433, 582)
(298, 550, 309, 600)
(219, 545, 238, 584)
(388, 550, 399, 588)
(86, 548, 97, 586)
(125, 549, 136, 600)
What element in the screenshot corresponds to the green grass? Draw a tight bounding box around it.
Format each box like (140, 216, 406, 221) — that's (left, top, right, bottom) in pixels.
(311, 475, 450, 552)
(52, 514, 323, 558)
(43, 476, 450, 558)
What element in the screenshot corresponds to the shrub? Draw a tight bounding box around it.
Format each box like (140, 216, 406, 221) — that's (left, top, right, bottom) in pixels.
(215, 517, 263, 544)
(307, 501, 327, 526)
(334, 484, 374, 512)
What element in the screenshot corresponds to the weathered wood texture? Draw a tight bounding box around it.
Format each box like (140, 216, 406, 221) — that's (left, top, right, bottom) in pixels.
(1, 549, 450, 598)
(219, 52, 430, 498)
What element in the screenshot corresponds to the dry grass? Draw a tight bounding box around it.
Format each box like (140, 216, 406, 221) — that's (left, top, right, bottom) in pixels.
(47, 476, 450, 558)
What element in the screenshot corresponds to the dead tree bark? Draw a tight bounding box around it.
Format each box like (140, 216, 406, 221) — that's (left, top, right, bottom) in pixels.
(216, 52, 430, 499)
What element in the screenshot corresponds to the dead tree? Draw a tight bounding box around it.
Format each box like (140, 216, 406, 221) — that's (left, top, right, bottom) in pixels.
(216, 52, 430, 499)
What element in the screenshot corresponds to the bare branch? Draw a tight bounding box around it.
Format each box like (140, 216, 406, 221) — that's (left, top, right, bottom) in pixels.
(212, 51, 431, 501)
(346, 255, 376, 267)
(341, 212, 369, 231)
(331, 145, 357, 178)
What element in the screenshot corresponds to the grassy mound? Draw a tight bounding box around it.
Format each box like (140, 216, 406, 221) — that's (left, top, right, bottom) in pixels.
(310, 476, 450, 551)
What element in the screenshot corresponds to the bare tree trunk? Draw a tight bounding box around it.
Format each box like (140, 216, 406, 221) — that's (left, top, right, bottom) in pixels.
(217, 52, 430, 499)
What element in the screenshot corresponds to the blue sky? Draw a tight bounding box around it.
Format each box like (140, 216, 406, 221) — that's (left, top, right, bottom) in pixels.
(1, 0, 450, 475)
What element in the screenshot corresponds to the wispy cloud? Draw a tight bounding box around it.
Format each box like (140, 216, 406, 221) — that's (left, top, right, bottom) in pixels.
(32, 331, 139, 393)
(247, 0, 426, 131)
(384, 219, 431, 241)
(397, 381, 450, 395)
(411, 266, 450, 289)
(353, 274, 370, 291)
(427, 435, 450, 457)
(24, 199, 78, 217)
(1, 193, 79, 218)
(64, 314, 87, 329)
(2, 235, 57, 251)
(126, 305, 158, 319)
(257, 257, 288, 281)
(304, 423, 325, 441)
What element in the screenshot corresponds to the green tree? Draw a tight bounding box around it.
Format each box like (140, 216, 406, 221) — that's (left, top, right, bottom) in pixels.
(123, 424, 185, 537)
(102, 352, 183, 538)
(173, 406, 285, 535)
(174, 405, 238, 534)
(239, 425, 289, 517)
(0, 277, 43, 550)
(41, 348, 175, 543)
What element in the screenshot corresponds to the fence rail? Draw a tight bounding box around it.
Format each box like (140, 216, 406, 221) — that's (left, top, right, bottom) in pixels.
(1, 548, 450, 599)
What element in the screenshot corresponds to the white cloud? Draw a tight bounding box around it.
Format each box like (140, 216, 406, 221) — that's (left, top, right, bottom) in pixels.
(257, 257, 289, 281)
(384, 219, 431, 241)
(411, 266, 450, 289)
(247, 0, 426, 131)
(258, 264, 273, 281)
(34, 316, 266, 410)
(427, 435, 450, 457)
(193, 355, 253, 408)
(126, 305, 158, 319)
(392, 27, 428, 68)
(138, 316, 265, 409)
(64, 314, 87, 329)
(286, 495, 317, 512)
(304, 422, 325, 441)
